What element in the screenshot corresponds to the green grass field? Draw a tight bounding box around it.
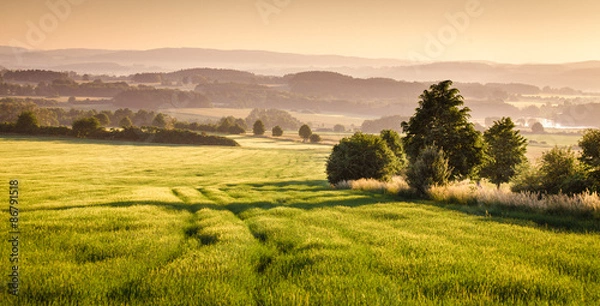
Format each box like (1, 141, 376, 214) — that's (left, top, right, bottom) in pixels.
(1, 135, 599, 305)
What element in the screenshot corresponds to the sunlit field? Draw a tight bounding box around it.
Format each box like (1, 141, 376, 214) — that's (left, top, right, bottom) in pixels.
(1, 135, 599, 305)
(163, 108, 371, 128)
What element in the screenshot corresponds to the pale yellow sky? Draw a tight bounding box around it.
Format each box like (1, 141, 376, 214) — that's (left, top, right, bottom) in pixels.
(1, 0, 599, 63)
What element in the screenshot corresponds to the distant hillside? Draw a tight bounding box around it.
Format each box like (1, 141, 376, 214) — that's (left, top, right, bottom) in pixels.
(1, 46, 598, 91)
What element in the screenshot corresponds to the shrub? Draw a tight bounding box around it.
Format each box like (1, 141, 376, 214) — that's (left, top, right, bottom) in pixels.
(253, 120, 265, 136)
(333, 124, 345, 133)
(299, 124, 312, 142)
(326, 132, 399, 185)
(531, 122, 545, 133)
(72, 117, 101, 138)
(406, 146, 451, 195)
(15, 111, 39, 134)
(309, 133, 321, 143)
(512, 147, 590, 195)
(272, 125, 283, 137)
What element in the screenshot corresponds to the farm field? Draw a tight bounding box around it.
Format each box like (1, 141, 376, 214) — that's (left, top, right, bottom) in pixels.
(163, 108, 372, 129)
(1, 135, 599, 305)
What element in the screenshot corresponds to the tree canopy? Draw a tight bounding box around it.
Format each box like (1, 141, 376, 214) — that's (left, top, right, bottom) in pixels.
(299, 124, 312, 142)
(326, 133, 399, 184)
(402, 80, 483, 179)
(480, 117, 527, 188)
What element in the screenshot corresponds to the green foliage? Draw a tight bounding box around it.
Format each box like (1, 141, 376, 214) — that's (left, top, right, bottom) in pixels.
(119, 116, 133, 128)
(402, 80, 484, 179)
(512, 147, 590, 195)
(405, 146, 451, 195)
(480, 117, 528, 187)
(253, 120, 266, 136)
(217, 116, 247, 135)
(309, 133, 321, 143)
(72, 117, 101, 138)
(299, 124, 312, 142)
(579, 129, 600, 190)
(271, 125, 283, 137)
(94, 113, 111, 127)
(380, 129, 407, 169)
(245, 109, 302, 130)
(152, 113, 168, 129)
(326, 132, 399, 184)
(361, 115, 408, 133)
(15, 111, 39, 133)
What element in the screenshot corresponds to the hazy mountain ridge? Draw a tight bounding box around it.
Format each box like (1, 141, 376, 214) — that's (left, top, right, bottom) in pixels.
(0, 46, 598, 91)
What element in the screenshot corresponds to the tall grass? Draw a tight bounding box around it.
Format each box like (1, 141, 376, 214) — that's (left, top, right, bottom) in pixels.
(341, 177, 600, 217)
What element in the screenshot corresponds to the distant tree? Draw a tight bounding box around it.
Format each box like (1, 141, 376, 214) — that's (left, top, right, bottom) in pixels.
(333, 124, 345, 133)
(228, 124, 246, 135)
(309, 134, 321, 143)
(94, 113, 111, 127)
(272, 125, 283, 137)
(299, 124, 312, 142)
(531, 122, 545, 133)
(15, 111, 39, 133)
(152, 113, 168, 129)
(68, 96, 77, 103)
(380, 130, 407, 170)
(406, 146, 451, 195)
(326, 133, 399, 184)
(119, 116, 133, 128)
(402, 80, 484, 179)
(72, 117, 101, 138)
(480, 117, 528, 188)
(253, 120, 265, 136)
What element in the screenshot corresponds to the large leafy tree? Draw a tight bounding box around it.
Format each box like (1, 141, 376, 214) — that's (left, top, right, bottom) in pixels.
(480, 117, 527, 188)
(402, 80, 483, 179)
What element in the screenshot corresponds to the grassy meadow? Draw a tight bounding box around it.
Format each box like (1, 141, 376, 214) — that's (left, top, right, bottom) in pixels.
(1, 135, 599, 305)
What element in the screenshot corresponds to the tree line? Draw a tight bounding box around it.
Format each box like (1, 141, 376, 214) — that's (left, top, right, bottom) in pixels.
(0, 111, 239, 147)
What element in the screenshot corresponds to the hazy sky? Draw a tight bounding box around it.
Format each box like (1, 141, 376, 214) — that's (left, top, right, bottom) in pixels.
(1, 0, 599, 63)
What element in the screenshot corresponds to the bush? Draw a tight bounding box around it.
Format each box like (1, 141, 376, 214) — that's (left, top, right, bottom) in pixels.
(326, 132, 399, 185)
(272, 125, 283, 137)
(309, 134, 321, 143)
(253, 120, 265, 136)
(406, 146, 451, 195)
(299, 124, 312, 142)
(15, 111, 39, 134)
(72, 117, 101, 138)
(333, 124, 345, 133)
(531, 122, 545, 133)
(512, 147, 590, 195)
